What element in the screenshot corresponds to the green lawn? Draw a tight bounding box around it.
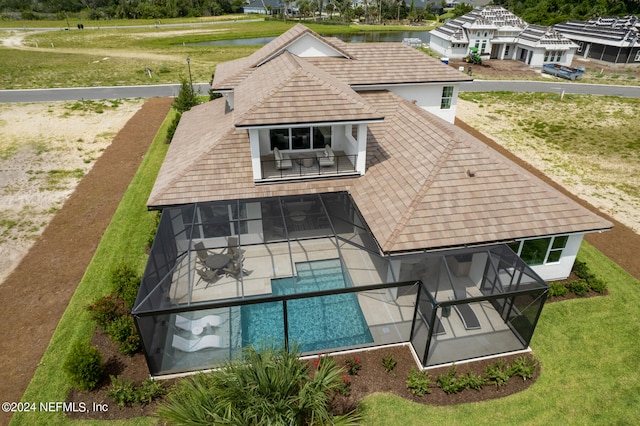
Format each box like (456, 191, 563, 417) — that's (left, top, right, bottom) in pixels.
(359, 241, 640, 425)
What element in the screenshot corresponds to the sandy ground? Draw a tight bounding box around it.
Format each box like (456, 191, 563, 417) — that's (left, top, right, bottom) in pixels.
(0, 100, 143, 284)
(456, 99, 640, 234)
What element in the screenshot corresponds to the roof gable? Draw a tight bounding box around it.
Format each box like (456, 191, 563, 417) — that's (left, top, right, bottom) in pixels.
(233, 51, 382, 127)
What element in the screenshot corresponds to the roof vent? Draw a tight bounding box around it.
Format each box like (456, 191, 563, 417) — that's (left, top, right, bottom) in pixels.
(466, 169, 476, 177)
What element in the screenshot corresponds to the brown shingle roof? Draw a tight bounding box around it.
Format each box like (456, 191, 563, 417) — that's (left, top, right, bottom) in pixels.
(233, 51, 383, 127)
(148, 91, 611, 253)
(212, 24, 352, 90)
(306, 40, 473, 85)
(212, 25, 472, 91)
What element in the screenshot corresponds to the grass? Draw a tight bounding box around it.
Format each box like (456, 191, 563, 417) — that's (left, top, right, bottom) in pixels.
(0, 19, 432, 89)
(359, 241, 640, 424)
(458, 92, 640, 204)
(11, 108, 175, 426)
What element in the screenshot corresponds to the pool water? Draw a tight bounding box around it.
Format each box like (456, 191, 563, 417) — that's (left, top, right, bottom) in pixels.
(241, 259, 373, 353)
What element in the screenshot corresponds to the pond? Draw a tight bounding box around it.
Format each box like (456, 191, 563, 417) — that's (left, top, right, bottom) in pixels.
(186, 30, 431, 46)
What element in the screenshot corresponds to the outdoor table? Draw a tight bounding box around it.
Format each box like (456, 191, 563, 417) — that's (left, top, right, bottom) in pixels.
(206, 253, 231, 270)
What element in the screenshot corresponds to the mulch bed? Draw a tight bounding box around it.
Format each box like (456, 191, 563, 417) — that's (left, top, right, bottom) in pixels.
(2, 97, 638, 423)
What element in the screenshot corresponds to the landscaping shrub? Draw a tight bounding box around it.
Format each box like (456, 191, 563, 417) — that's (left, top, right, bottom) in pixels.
(63, 341, 104, 391)
(106, 315, 142, 355)
(157, 344, 359, 424)
(485, 359, 510, 388)
(111, 264, 141, 309)
(108, 376, 165, 406)
(85, 295, 128, 331)
(568, 279, 590, 296)
(437, 365, 465, 394)
(172, 78, 199, 113)
(381, 353, 397, 373)
(406, 368, 432, 396)
(165, 112, 182, 143)
(461, 371, 486, 391)
(549, 281, 569, 297)
(589, 277, 608, 294)
(509, 356, 537, 381)
(147, 210, 161, 250)
(573, 259, 595, 281)
(344, 355, 362, 375)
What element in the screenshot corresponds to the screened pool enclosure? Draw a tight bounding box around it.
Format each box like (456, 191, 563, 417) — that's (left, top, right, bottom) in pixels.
(134, 192, 549, 376)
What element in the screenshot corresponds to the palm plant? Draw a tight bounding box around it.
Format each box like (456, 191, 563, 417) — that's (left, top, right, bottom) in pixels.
(157, 343, 360, 425)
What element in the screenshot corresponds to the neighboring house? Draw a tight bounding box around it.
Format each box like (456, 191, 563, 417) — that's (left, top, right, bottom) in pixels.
(243, 0, 282, 15)
(133, 24, 611, 377)
(430, 6, 578, 67)
(554, 16, 640, 65)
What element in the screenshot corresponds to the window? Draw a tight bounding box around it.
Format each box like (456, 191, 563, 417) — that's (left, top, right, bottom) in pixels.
(481, 40, 487, 54)
(475, 40, 480, 49)
(504, 45, 510, 57)
(440, 86, 454, 109)
(484, 32, 488, 37)
(510, 235, 569, 266)
(635, 51, 640, 62)
(270, 126, 332, 151)
(577, 42, 584, 53)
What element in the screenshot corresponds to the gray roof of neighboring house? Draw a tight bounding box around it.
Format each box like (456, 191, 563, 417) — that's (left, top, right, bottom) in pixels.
(431, 6, 575, 50)
(148, 90, 611, 253)
(554, 16, 640, 47)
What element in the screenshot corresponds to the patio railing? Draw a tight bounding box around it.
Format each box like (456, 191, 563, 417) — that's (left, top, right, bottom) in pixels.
(260, 152, 358, 180)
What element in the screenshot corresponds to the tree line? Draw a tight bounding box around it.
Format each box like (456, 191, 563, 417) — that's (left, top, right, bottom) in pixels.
(1, 0, 638, 23)
(492, 0, 640, 26)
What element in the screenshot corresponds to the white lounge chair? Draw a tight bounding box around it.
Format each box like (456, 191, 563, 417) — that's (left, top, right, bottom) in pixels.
(175, 314, 224, 333)
(316, 144, 335, 167)
(172, 334, 226, 352)
(273, 147, 292, 170)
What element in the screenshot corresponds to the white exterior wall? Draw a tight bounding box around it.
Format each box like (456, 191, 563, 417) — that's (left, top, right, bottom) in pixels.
(384, 84, 460, 124)
(527, 233, 584, 281)
(286, 34, 345, 58)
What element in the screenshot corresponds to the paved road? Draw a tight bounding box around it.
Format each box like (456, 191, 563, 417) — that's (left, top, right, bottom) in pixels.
(0, 81, 638, 103)
(463, 80, 640, 97)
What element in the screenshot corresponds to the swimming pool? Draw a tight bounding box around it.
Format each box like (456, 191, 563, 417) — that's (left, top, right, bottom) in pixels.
(241, 259, 373, 353)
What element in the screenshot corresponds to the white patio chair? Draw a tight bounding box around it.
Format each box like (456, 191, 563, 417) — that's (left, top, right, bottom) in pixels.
(172, 334, 226, 352)
(175, 314, 224, 333)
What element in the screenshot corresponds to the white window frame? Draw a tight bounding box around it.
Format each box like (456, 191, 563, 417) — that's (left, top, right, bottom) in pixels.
(635, 51, 640, 62)
(440, 86, 454, 110)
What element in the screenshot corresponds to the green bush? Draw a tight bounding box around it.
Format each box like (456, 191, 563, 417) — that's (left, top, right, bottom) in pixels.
(344, 355, 361, 375)
(111, 264, 140, 309)
(568, 279, 590, 297)
(85, 295, 128, 331)
(437, 365, 465, 394)
(63, 341, 104, 391)
(147, 210, 161, 250)
(406, 368, 432, 396)
(573, 259, 595, 281)
(165, 112, 182, 143)
(589, 277, 608, 294)
(549, 281, 569, 297)
(509, 356, 537, 381)
(106, 315, 142, 355)
(485, 359, 510, 388)
(381, 353, 397, 373)
(107, 376, 136, 406)
(157, 344, 359, 424)
(172, 78, 199, 113)
(461, 371, 486, 391)
(108, 376, 165, 406)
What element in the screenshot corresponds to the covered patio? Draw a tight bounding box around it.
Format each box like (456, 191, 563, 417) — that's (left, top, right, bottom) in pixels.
(133, 193, 548, 376)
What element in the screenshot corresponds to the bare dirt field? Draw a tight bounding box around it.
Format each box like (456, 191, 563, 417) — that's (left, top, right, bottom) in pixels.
(0, 99, 143, 284)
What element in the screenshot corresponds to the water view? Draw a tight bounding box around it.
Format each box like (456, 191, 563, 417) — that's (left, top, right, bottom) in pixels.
(187, 30, 431, 46)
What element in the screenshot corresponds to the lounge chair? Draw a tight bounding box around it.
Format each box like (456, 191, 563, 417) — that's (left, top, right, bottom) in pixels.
(316, 144, 335, 167)
(453, 303, 481, 330)
(175, 314, 224, 333)
(273, 147, 292, 170)
(172, 334, 226, 352)
(196, 268, 220, 288)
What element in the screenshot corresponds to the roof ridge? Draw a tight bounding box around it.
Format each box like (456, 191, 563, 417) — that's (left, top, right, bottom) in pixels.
(385, 138, 458, 248)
